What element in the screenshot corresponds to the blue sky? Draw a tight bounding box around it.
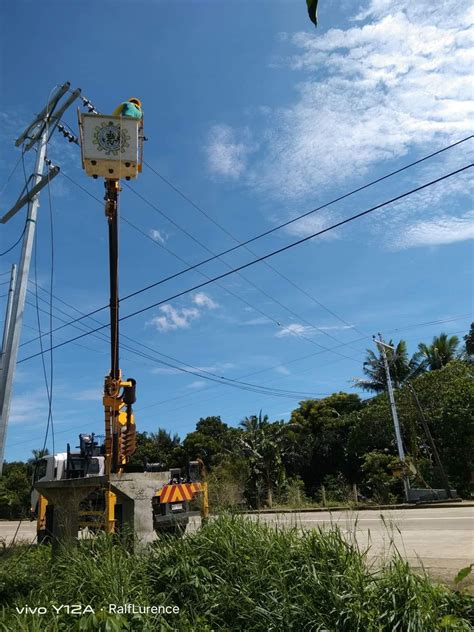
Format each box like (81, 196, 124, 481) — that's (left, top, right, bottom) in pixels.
(1, 0, 473, 462)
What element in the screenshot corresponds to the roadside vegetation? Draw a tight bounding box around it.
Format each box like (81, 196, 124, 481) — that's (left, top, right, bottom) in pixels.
(1, 515, 473, 631)
(2, 327, 473, 518)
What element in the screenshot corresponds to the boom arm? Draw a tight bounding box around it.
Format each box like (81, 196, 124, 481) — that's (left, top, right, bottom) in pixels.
(103, 179, 136, 474)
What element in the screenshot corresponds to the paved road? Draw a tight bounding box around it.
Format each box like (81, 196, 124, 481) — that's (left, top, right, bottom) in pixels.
(2, 506, 473, 587)
(246, 506, 474, 587)
(0, 520, 36, 546)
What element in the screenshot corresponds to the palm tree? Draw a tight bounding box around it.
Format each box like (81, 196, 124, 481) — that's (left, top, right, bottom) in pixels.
(240, 410, 269, 432)
(354, 339, 417, 393)
(413, 333, 460, 371)
(29, 448, 49, 463)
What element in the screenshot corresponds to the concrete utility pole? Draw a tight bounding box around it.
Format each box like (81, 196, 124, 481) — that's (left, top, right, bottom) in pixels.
(0, 82, 79, 474)
(0, 265, 17, 379)
(374, 335, 410, 502)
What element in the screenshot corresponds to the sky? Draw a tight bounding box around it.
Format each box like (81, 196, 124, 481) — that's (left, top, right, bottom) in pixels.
(0, 0, 473, 462)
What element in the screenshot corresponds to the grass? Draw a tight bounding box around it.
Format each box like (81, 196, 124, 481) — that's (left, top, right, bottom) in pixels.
(0, 515, 472, 631)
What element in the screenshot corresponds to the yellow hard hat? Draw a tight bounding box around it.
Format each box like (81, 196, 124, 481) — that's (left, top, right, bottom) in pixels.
(129, 97, 142, 108)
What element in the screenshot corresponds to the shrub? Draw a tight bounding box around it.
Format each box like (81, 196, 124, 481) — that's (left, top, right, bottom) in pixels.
(0, 516, 472, 631)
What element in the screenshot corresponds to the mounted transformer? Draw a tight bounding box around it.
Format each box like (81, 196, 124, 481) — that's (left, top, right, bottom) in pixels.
(32, 102, 208, 546)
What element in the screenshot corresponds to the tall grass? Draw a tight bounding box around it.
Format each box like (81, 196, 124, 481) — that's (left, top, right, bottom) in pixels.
(0, 515, 472, 631)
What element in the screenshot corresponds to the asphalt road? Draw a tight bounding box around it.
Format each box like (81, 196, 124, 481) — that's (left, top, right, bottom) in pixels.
(2, 506, 473, 587)
(245, 506, 474, 587)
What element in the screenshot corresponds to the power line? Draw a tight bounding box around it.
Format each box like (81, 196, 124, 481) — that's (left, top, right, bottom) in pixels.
(45, 151, 55, 456)
(0, 155, 22, 196)
(6, 324, 468, 451)
(0, 222, 27, 257)
(24, 286, 333, 400)
(44, 134, 472, 344)
(39, 169, 361, 364)
(17, 162, 472, 363)
(144, 157, 368, 338)
(24, 280, 333, 399)
(19, 134, 472, 354)
(389, 314, 473, 334)
(124, 181, 365, 355)
(55, 165, 364, 360)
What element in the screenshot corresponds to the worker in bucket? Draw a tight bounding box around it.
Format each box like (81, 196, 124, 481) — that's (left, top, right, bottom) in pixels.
(112, 97, 143, 119)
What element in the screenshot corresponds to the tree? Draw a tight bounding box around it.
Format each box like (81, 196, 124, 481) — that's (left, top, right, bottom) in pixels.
(0, 462, 31, 519)
(464, 323, 474, 358)
(30, 448, 49, 462)
(348, 361, 474, 497)
(360, 451, 403, 504)
(183, 417, 236, 469)
(130, 429, 181, 468)
(239, 416, 295, 508)
(414, 333, 460, 371)
(239, 410, 269, 432)
(354, 340, 418, 393)
(290, 393, 363, 494)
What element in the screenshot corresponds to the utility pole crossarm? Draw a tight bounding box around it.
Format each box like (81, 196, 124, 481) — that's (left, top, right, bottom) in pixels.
(1, 166, 60, 224)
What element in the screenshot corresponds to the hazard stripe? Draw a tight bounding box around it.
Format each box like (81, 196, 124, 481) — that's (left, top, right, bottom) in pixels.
(159, 482, 201, 504)
(181, 484, 192, 501)
(170, 487, 180, 502)
(160, 485, 172, 503)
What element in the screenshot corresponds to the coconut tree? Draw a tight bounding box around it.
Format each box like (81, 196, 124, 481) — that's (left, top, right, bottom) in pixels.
(239, 410, 269, 432)
(353, 339, 418, 393)
(414, 333, 460, 371)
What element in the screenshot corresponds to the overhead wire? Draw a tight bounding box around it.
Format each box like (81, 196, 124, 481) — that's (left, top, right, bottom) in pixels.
(0, 154, 22, 196)
(8, 323, 468, 451)
(16, 162, 473, 364)
(24, 285, 330, 400)
(45, 134, 55, 456)
(144, 157, 367, 338)
(38, 168, 361, 364)
(0, 223, 27, 257)
(123, 181, 364, 356)
(23, 135, 473, 350)
(64, 100, 361, 353)
(24, 281, 330, 399)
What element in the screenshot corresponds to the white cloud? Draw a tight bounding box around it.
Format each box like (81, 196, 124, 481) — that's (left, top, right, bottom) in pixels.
(9, 390, 48, 425)
(274, 366, 290, 375)
(149, 304, 200, 332)
(193, 292, 218, 309)
(149, 228, 167, 245)
(393, 210, 474, 249)
(148, 293, 219, 333)
(276, 323, 313, 338)
(196, 362, 235, 373)
(283, 212, 341, 239)
(187, 380, 206, 389)
(206, 124, 255, 179)
(224, 2, 473, 199)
